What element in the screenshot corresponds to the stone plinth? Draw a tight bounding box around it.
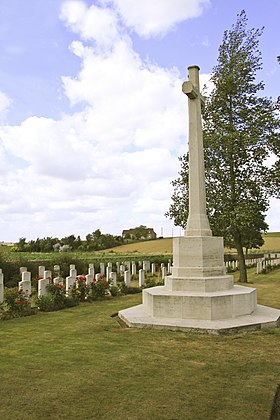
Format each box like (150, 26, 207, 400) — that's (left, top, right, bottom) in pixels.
(118, 304, 280, 335)
(142, 285, 257, 320)
(172, 236, 226, 277)
(118, 235, 280, 334)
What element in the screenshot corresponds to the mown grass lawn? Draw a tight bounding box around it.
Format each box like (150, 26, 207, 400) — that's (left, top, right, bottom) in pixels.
(0, 269, 280, 420)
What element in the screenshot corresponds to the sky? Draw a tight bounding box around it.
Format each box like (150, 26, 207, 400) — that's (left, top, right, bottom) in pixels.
(0, 0, 279, 242)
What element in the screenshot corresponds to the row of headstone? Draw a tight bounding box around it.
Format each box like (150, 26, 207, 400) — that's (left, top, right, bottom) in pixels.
(225, 260, 239, 270)
(264, 253, 280, 259)
(0, 260, 173, 303)
(225, 257, 280, 273)
(256, 258, 280, 274)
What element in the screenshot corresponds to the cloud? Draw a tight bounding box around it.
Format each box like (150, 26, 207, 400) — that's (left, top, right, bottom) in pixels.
(0, 0, 215, 241)
(60, 0, 122, 46)
(0, 90, 11, 120)
(103, 0, 210, 38)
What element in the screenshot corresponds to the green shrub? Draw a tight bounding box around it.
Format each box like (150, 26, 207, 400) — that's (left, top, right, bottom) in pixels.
(1, 287, 36, 320)
(87, 276, 109, 301)
(109, 285, 120, 297)
(37, 293, 78, 311)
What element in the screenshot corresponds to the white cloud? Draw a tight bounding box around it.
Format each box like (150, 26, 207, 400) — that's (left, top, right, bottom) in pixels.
(9, 0, 277, 242)
(0, 2, 188, 240)
(266, 198, 280, 232)
(60, 0, 122, 46)
(103, 0, 210, 38)
(0, 90, 11, 120)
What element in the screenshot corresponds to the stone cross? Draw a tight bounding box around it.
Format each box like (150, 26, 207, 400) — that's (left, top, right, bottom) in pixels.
(182, 65, 212, 237)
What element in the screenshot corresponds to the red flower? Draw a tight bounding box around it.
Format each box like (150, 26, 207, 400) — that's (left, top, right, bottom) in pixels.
(17, 299, 21, 304)
(37, 276, 43, 280)
(23, 300, 28, 305)
(18, 289, 23, 294)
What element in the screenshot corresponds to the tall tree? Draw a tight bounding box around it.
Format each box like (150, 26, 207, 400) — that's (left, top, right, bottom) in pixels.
(166, 11, 279, 282)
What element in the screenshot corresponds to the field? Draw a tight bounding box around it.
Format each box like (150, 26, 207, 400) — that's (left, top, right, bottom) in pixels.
(103, 232, 280, 254)
(0, 267, 280, 420)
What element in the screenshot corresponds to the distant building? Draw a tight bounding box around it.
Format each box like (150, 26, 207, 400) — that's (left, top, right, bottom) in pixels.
(122, 227, 157, 240)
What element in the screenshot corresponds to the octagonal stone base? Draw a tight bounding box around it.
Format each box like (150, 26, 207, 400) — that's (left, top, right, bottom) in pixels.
(142, 285, 256, 321)
(118, 235, 280, 334)
(118, 304, 280, 335)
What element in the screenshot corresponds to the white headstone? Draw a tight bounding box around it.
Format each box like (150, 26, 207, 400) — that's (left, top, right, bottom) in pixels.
(53, 277, 63, 286)
(100, 263, 105, 275)
(143, 261, 149, 272)
(88, 267, 95, 277)
(124, 271, 131, 287)
(22, 271, 31, 282)
(19, 271, 32, 295)
(38, 266, 45, 278)
(143, 261, 150, 271)
(44, 270, 52, 280)
(86, 273, 94, 285)
(54, 265, 60, 273)
(132, 263, 137, 276)
(38, 279, 49, 297)
(95, 273, 101, 282)
(66, 276, 75, 293)
(109, 272, 117, 287)
(167, 262, 172, 274)
(138, 269, 145, 287)
(70, 268, 77, 279)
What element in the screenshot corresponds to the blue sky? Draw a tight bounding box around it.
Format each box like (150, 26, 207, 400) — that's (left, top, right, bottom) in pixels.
(0, 0, 279, 241)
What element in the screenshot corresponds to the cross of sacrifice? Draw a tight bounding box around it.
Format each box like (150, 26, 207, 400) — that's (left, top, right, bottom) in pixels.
(181, 65, 212, 237)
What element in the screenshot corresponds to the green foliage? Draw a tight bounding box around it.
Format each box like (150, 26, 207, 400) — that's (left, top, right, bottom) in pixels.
(14, 229, 125, 253)
(87, 276, 110, 300)
(120, 284, 141, 294)
(37, 281, 79, 312)
(70, 276, 88, 301)
(1, 287, 36, 320)
(143, 277, 164, 288)
(109, 285, 120, 297)
(166, 11, 279, 282)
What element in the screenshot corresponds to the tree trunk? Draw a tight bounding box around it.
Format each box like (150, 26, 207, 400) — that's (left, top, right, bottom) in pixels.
(234, 233, 247, 283)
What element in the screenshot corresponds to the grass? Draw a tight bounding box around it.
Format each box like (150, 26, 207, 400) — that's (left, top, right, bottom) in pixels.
(0, 233, 279, 259)
(102, 233, 280, 254)
(0, 268, 280, 419)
